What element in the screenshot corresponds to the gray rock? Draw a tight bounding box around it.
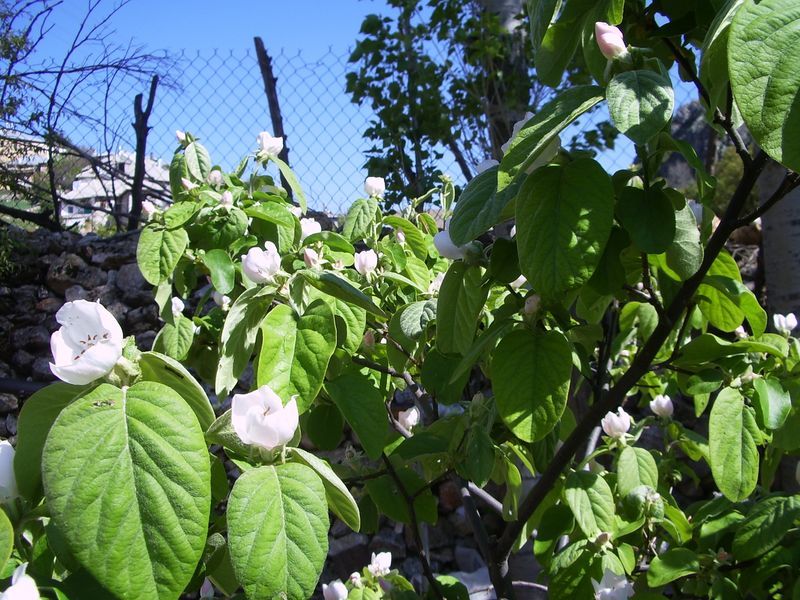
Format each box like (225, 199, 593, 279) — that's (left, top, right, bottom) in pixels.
(46, 253, 106, 295)
(455, 546, 484, 573)
(5, 414, 17, 436)
(0, 394, 19, 415)
(327, 532, 370, 580)
(369, 528, 406, 560)
(65, 285, 88, 302)
(31, 357, 56, 382)
(135, 330, 156, 351)
(11, 350, 35, 372)
(125, 305, 159, 334)
(10, 325, 50, 352)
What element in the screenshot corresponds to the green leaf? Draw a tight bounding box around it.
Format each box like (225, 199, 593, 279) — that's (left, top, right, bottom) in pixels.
(184, 141, 211, 181)
(616, 186, 676, 254)
(139, 351, 215, 430)
(398, 300, 437, 340)
(245, 202, 295, 230)
(701, 0, 745, 118)
(0, 509, 12, 573)
(563, 471, 616, 538)
(215, 286, 274, 397)
(256, 301, 337, 414)
(728, 0, 800, 171)
(701, 275, 767, 335)
(448, 167, 522, 245)
(330, 298, 366, 355)
(617, 447, 659, 497)
(227, 463, 328, 600)
(696, 250, 747, 334)
(383, 216, 428, 260)
(163, 200, 200, 230)
(436, 263, 489, 355)
(449, 319, 514, 384)
(152, 314, 195, 361)
(662, 200, 704, 280)
(42, 382, 210, 600)
(493, 329, 572, 442)
(272, 156, 307, 213)
(647, 548, 700, 587)
(535, 22, 581, 87)
(499, 85, 604, 191)
(753, 377, 791, 430)
(205, 409, 251, 458)
(289, 447, 360, 531)
(527, 0, 560, 53)
(137, 225, 189, 285)
(300, 270, 386, 318)
(421, 348, 470, 405)
(342, 197, 378, 242)
(326, 372, 389, 459)
(709, 387, 759, 501)
(14, 382, 90, 501)
(517, 159, 614, 296)
(203, 249, 235, 294)
(732, 495, 800, 560)
(607, 70, 675, 144)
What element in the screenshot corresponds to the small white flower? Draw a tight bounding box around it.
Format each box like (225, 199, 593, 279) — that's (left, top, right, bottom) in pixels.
(349, 572, 362, 588)
(595, 22, 628, 61)
(428, 273, 445, 295)
(257, 131, 284, 156)
(773, 313, 797, 336)
(49, 300, 124, 386)
(364, 176, 386, 198)
(288, 205, 303, 218)
(175, 130, 186, 143)
(524, 294, 541, 316)
(510, 225, 516, 237)
(368, 551, 392, 577)
(398, 406, 420, 431)
(396, 229, 406, 244)
(199, 578, 215, 599)
(181, 177, 198, 191)
(220, 191, 234, 208)
(510, 274, 527, 290)
(649, 394, 673, 418)
(212, 291, 231, 310)
(433, 220, 466, 260)
(601, 408, 631, 439)
(241, 242, 281, 284)
(1, 563, 40, 600)
(207, 169, 224, 188)
(591, 569, 634, 599)
(354, 249, 378, 275)
(322, 579, 348, 600)
(734, 325, 747, 339)
(300, 218, 322, 241)
(0, 440, 18, 502)
(171, 297, 185, 318)
(304, 248, 321, 269)
(141, 200, 157, 220)
(475, 159, 499, 175)
(231, 385, 299, 450)
(500, 112, 534, 154)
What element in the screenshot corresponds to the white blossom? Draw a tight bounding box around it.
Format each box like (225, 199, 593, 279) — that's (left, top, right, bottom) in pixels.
(322, 580, 348, 600)
(181, 177, 198, 191)
(300, 218, 322, 241)
(524, 294, 541, 316)
(199, 579, 215, 599)
(141, 200, 157, 220)
(349, 572, 362, 588)
(241, 242, 281, 284)
(220, 191, 234, 208)
(257, 131, 284, 156)
(364, 176, 386, 198)
(398, 406, 420, 431)
(231, 385, 299, 450)
(649, 394, 673, 418)
(212, 291, 231, 310)
(368, 552, 392, 577)
(288, 205, 303, 218)
(49, 300, 124, 386)
(601, 407, 631, 439)
(428, 272, 446, 295)
(500, 112, 534, 154)
(773, 313, 797, 336)
(396, 229, 406, 244)
(304, 248, 321, 269)
(175, 130, 186, 143)
(0, 440, 18, 502)
(595, 22, 628, 60)
(171, 297, 185, 318)
(207, 169, 224, 188)
(0, 563, 40, 600)
(434, 220, 467, 260)
(354, 249, 378, 275)
(591, 569, 634, 599)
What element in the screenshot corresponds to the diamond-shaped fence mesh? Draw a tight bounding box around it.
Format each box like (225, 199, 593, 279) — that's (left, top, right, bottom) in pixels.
(18, 46, 698, 217)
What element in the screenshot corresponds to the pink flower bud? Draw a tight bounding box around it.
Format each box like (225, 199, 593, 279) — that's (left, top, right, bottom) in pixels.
(595, 22, 627, 60)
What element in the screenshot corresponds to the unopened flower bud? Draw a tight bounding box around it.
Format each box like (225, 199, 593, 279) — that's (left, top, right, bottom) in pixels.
(364, 176, 386, 198)
(595, 22, 628, 60)
(176, 130, 186, 143)
(524, 294, 541, 315)
(257, 131, 284, 156)
(304, 248, 321, 269)
(601, 407, 631, 439)
(220, 191, 233, 208)
(207, 169, 223, 188)
(171, 297, 185, 318)
(354, 249, 378, 275)
(649, 394, 673, 418)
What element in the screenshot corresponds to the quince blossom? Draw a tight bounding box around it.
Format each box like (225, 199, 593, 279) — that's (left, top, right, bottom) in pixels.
(241, 242, 281, 284)
(322, 580, 348, 600)
(354, 250, 378, 275)
(434, 221, 467, 260)
(601, 407, 631, 439)
(368, 552, 392, 577)
(364, 176, 386, 198)
(595, 22, 628, 60)
(212, 291, 231, 311)
(231, 385, 299, 450)
(49, 300, 124, 385)
(220, 191, 234, 208)
(171, 297, 185, 318)
(591, 569, 634, 599)
(300, 218, 322, 241)
(398, 406, 420, 431)
(0, 563, 40, 600)
(649, 394, 673, 418)
(257, 131, 284, 156)
(0, 440, 18, 502)
(773, 312, 797, 336)
(304, 248, 321, 269)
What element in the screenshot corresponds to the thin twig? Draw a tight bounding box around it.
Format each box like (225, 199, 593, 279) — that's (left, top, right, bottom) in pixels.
(735, 170, 800, 228)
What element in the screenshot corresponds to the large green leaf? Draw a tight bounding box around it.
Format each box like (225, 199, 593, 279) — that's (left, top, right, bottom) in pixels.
(516, 159, 614, 296)
(696, 250, 747, 334)
(709, 387, 759, 501)
(647, 548, 700, 587)
(493, 329, 572, 442)
(289, 447, 360, 531)
(535, 21, 581, 87)
(227, 463, 328, 600)
(701, 275, 767, 335)
(499, 85, 604, 191)
(256, 301, 337, 413)
(728, 0, 800, 171)
(662, 201, 703, 280)
(606, 70, 675, 145)
(616, 186, 676, 255)
(0, 509, 12, 573)
(563, 471, 616, 538)
(342, 197, 378, 242)
(527, 0, 560, 53)
(753, 377, 791, 430)
(325, 372, 389, 460)
(701, 0, 745, 117)
(215, 286, 275, 397)
(184, 141, 211, 181)
(139, 351, 215, 430)
(42, 382, 210, 600)
(300, 270, 386, 318)
(152, 314, 195, 361)
(272, 156, 307, 213)
(448, 167, 522, 246)
(732, 495, 800, 560)
(436, 263, 489, 355)
(382, 216, 428, 260)
(617, 447, 659, 497)
(136, 225, 189, 285)
(203, 249, 235, 294)
(14, 382, 90, 501)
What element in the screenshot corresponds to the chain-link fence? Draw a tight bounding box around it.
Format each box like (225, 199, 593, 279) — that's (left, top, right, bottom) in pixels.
(9, 45, 698, 218)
